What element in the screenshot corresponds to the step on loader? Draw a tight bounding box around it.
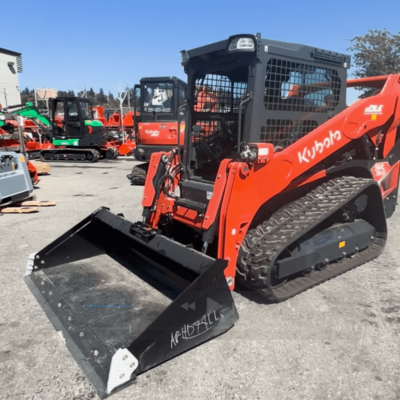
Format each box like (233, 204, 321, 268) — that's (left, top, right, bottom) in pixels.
(24, 34, 400, 398)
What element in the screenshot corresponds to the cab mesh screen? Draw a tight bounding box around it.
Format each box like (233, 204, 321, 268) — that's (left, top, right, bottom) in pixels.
(194, 74, 247, 114)
(264, 59, 341, 113)
(192, 74, 247, 145)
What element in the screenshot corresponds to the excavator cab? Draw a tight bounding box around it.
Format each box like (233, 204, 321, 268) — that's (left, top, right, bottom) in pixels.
(50, 97, 105, 146)
(133, 77, 187, 162)
(128, 77, 187, 185)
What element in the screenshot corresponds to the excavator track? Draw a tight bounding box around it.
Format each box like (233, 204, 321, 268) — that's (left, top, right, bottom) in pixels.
(40, 148, 101, 162)
(237, 176, 387, 302)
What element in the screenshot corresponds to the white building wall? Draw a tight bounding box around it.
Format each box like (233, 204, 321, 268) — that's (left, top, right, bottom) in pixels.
(0, 52, 21, 108)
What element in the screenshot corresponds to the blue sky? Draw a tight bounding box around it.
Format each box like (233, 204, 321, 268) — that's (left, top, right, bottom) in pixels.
(2, 0, 399, 104)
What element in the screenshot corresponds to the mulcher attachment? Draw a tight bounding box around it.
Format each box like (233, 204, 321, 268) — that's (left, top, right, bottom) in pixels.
(24, 207, 238, 399)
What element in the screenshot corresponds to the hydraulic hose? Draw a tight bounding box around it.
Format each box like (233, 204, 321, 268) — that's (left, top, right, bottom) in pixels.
(237, 93, 252, 153)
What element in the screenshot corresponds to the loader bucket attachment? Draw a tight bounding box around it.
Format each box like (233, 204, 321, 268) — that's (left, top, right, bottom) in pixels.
(24, 207, 238, 399)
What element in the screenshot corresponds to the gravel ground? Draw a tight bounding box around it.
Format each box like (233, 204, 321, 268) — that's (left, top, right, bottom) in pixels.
(1, 158, 399, 400)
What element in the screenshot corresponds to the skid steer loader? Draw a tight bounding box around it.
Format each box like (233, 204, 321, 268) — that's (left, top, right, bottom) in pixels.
(24, 34, 400, 398)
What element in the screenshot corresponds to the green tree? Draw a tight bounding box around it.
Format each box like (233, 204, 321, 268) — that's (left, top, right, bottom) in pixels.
(97, 88, 107, 104)
(21, 87, 34, 103)
(348, 29, 400, 97)
(107, 91, 119, 107)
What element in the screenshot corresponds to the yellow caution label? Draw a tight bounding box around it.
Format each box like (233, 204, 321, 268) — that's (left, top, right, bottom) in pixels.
(20, 155, 25, 163)
(339, 241, 346, 248)
(371, 114, 377, 120)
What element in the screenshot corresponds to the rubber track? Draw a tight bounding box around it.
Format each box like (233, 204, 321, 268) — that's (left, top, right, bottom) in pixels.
(237, 176, 386, 302)
(40, 148, 100, 163)
(130, 163, 148, 185)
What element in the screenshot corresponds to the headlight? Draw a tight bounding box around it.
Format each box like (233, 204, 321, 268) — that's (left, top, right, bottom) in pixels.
(228, 37, 255, 52)
(180, 50, 189, 66)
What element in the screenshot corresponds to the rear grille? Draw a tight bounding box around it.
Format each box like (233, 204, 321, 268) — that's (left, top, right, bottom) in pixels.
(313, 49, 349, 66)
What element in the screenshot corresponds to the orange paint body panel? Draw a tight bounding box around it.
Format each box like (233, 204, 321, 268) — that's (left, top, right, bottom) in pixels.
(142, 74, 400, 290)
(27, 160, 39, 185)
(137, 122, 185, 146)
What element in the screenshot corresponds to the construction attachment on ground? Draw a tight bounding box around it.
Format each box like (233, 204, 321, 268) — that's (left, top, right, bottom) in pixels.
(24, 207, 238, 399)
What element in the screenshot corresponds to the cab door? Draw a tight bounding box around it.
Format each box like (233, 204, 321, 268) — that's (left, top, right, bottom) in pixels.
(133, 84, 141, 135)
(51, 99, 66, 136)
(65, 99, 83, 138)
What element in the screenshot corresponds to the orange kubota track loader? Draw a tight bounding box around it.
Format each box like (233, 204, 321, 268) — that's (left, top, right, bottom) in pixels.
(24, 34, 400, 398)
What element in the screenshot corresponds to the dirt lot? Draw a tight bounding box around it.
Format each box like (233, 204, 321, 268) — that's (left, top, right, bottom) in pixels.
(1, 158, 400, 400)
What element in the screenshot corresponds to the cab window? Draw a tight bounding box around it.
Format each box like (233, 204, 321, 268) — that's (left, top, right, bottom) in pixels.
(66, 101, 79, 121)
(80, 101, 92, 120)
(179, 84, 186, 106)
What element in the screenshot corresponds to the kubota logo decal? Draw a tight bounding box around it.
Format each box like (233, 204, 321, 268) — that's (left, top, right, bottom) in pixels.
(365, 105, 383, 114)
(298, 130, 341, 163)
(145, 130, 159, 136)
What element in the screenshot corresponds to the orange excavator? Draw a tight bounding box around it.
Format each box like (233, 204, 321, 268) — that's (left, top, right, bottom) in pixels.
(127, 76, 187, 184)
(0, 102, 54, 160)
(0, 110, 40, 184)
(93, 106, 137, 156)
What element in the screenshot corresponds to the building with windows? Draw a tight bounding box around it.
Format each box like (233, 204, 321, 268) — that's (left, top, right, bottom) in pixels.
(0, 47, 23, 108)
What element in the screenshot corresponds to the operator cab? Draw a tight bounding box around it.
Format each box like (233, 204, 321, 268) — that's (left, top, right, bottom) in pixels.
(136, 77, 186, 122)
(51, 97, 94, 139)
(181, 34, 350, 182)
(133, 77, 187, 162)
